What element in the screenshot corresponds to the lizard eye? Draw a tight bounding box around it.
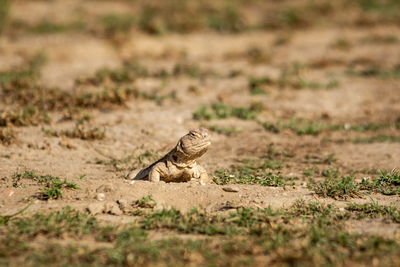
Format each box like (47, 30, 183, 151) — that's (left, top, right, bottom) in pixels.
(189, 132, 196, 137)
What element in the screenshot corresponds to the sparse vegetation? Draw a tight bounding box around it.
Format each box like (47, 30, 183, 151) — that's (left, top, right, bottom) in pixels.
(309, 169, 400, 199)
(248, 76, 272, 95)
(346, 202, 400, 223)
(342, 122, 392, 132)
(0, 51, 46, 89)
(31, 20, 86, 34)
(96, 150, 160, 173)
(171, 61, 215, 78)
(207, 4, 245, 33)
(75, 62, 146, 86)
(137, 1, 246, 34)
(43, 123, 105, 140)
(0, 106, 51, 127)
(2, 203, 400, 266)
(134, 195, 156, 209)
(245, 47, 271, 64)
(247, 65, 340, 91)
(137, 90, 178, 105)
(357, 0, 400, 19)
(308, 176, 362, 200)
(331, 38, 352, 50)
(100, 14, 135, 39)
(360, 170, 400, 195)
(1, 55, 186, 127)
(262, 7, 310, 29)
(274, 63, 340, 90)
(193, 102, 262, 121)
(206, 125, 242, 136)
(213, 158, 295, 187)
(351, 135, 400, 143)
(305, 153, 337, 165)
(11, 171, 80, 199)
(262, 118, 397, 136)
(360, 34, 398, 44)
(262, 118, 325, 135)
(322, 167, 340, 178)
(4, 0, 400, 38)
(137, 150, 159, 165)
(0, 0, 11, 34)
(0, 128, 16, 145)
(346, 64, 400, 79)
(303, 166, 320, 177)
(96, 154, 134, 172)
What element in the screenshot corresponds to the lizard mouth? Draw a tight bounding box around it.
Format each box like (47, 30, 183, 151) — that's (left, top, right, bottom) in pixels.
(181, 140, 210, 154)
(193, 140, 211, 149)
(179, 128, 211, 156)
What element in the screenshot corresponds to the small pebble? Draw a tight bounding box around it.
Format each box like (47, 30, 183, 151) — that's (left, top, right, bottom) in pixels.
(222, 186, 239, 193)
(5, 189, 14, 197)
(96, 193, 105, 201)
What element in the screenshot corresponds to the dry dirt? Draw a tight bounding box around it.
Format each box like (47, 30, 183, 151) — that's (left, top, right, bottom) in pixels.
(1, 0, 400, 241)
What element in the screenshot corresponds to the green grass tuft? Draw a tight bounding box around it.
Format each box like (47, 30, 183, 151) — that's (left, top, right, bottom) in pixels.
(346, 202, 400, 222)
(321, 167, 340, 178)
(135, 195, 157, 209)
(248, 76, 272, 95)
(100, 14, 136, 37)
(12, 171, 80, 199)
(0, 106, 51, 127)
(360, 170, 400, 195)
(262, 118, 326, 135)
(213, 158, 295, 187)
(193, 102, 262, 121)
(308, 176, 362, 199)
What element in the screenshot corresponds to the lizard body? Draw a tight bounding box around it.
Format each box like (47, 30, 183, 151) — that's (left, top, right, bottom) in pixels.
(128, 128, 211, 184)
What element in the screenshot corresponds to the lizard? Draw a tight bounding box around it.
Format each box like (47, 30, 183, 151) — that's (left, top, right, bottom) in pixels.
(128, 128, 211, 184)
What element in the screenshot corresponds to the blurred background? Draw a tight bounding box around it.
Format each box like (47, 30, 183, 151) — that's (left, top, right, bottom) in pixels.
(0, 0, 399, 150)
(1, 0, 399, 89)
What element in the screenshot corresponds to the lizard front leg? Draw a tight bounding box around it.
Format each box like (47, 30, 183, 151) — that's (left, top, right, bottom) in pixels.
(148, 162, 163, 182)
(149, 168, 161, 182)
(149, 162, 169, 182)
(195, 164, 209, 185)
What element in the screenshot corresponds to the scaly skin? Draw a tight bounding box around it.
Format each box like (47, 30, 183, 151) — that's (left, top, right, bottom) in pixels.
(128, 128, 211, 184)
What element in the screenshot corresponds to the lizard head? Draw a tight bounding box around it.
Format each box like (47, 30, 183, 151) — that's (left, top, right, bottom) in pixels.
(177, 128, 211, 159)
